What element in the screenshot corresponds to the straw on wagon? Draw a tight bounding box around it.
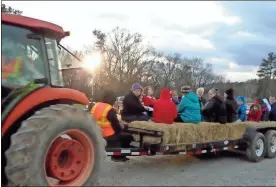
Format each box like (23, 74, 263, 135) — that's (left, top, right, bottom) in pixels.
(128, 121, 276, 145)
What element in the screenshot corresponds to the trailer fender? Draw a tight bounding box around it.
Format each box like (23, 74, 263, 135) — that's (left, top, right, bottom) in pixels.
(243, 127, 258, 144)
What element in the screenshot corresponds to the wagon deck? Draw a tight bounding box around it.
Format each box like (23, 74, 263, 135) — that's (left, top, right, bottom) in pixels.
(106, 122, 276, 162)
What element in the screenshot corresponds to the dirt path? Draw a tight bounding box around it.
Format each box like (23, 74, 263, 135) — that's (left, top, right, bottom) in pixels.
(98, 153, 276, 186)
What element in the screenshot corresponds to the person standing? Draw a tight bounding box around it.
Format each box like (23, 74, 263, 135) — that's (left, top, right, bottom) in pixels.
(202, 88, 227, 124)
(176, 85, 201, 124)
(121, 83, 150, 122)
(224, 88, 238, 123)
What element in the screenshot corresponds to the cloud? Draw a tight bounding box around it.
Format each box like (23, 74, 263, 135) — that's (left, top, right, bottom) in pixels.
(207, 57, 259, 81)
(3, 1, 276, 82)
(3, 1, 238, 52)
(235, 31, 257, 38)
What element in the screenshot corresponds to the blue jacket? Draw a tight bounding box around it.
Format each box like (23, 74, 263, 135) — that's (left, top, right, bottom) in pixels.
(237, 96, 247, 121)
(177, 92, 201, 123)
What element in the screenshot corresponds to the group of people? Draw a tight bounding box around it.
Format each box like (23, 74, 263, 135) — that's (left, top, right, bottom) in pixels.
(113, 83, 276, 125)
(90, 83, 276, 162)
(116, 83, 202, 124)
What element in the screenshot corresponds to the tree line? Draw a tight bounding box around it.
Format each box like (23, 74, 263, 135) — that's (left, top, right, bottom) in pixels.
(2, 3, 276, 101)
(61, 27, 226, 100)
(61, 27, 276, 101)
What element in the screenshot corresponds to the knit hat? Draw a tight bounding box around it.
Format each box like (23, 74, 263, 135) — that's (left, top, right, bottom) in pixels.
(225, 88, 234, 97)
(131, 83, 143, 91)
(181, 85, 191, 93)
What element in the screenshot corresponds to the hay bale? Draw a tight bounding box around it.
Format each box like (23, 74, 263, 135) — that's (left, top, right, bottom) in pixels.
(130, 121, 170, 144)
(247, 121, 276, 128)
(128, 121, 276, 146)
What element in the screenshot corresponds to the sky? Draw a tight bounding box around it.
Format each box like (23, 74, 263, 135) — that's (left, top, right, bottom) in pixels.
(3, 1, 276, 82)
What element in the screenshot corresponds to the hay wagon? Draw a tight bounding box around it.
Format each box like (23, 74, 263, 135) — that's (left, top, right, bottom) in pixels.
(106, 121, 276, 162)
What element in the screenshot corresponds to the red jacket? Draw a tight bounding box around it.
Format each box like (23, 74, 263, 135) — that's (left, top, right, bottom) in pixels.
(153, 88, 177, 124)
(143, 95, 156, 107)
(248, 110, 262, 122)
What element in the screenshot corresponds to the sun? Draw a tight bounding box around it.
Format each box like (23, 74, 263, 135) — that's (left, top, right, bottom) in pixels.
(82, 52, 101, 72)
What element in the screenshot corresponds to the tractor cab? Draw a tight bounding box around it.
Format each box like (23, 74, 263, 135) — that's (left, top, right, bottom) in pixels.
(1, 13, 68, 107)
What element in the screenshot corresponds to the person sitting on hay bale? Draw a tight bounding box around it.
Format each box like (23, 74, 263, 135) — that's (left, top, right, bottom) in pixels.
(224, 88, 238, 123)
(196, 87, 207, 109)
(114, 101, 121, 114)
(248, 102, 262, 122)
(142, 86, 156, 107)
(121, 83, 150, 123)
(258, 98, 270, 121)
(237, 96, 247, 122)
(170, 90, 180, 105)
(269, 96, 276, 121)
(91, 89, 133, 162)
(175, 85, 201, 124)
(142, 86, 155, 117)
(138, 94, 152, 116)
(153, 88, 177, 124)
(263, 98, 271, 121)
(202, 88, 227, 124)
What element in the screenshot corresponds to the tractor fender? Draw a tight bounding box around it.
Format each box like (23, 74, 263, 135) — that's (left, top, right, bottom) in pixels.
(2, 87, 89, 136)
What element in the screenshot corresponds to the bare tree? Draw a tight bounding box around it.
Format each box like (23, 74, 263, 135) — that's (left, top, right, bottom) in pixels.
(91, 27, 156, 96)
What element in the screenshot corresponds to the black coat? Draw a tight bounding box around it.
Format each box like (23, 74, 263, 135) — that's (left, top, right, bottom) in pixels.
(122, 91, 145, 117)
(224, 96, 238, 123)
(259, 100, 270, 121)
(270, 103, 276, 121)
(202, 95, 227, 124)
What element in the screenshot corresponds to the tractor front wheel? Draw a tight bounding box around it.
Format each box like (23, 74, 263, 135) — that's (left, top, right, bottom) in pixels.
(5, 104, 106, 186)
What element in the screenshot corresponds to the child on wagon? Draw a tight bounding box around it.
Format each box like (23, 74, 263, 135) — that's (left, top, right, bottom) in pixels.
(170, 90, 180, 105)
(247, 102, 262, 122)
(142, 86, 155, 117)
(142, 86, 156, 107)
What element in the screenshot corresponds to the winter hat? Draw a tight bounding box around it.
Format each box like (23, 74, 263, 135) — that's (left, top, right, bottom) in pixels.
(181, 85, 191, 93)
(131, 83, 143, 91)
(237, 96, 246, 104)
(225, 88, 234, 97)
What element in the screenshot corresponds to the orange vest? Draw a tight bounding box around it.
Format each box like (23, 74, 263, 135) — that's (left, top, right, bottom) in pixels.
(2, 56, 23, 79)
(91, 102, 115, 137)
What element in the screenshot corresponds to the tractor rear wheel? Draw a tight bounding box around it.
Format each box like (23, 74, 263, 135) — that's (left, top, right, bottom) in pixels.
(5, 104, 106, 186)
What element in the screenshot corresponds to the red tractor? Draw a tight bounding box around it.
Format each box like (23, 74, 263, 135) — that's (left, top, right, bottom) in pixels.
(1, 13, 105, 186)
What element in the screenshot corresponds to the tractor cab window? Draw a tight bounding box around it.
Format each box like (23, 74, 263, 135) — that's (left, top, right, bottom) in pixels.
(45, 38, 64, 87)
(1, 24, 45, 87)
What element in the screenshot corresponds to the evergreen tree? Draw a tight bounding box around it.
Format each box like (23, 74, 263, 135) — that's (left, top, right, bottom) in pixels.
(2, 4, 23, 15)
(257, 52, 276, 79)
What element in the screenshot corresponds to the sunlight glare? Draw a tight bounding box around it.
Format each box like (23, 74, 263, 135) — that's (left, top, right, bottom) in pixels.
(82, 52, 101, 72)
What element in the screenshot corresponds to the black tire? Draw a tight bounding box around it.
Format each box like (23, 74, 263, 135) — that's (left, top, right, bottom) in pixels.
(5, 104, 106, 186)
(246, 132, 265, 162)
(264, 130, 276, 159)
